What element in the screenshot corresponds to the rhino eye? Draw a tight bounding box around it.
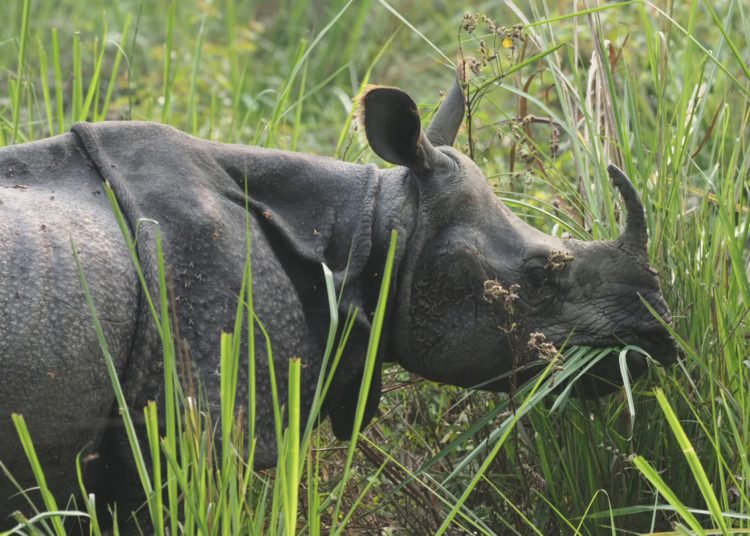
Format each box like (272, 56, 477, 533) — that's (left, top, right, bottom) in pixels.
(526, 266, 548, 287)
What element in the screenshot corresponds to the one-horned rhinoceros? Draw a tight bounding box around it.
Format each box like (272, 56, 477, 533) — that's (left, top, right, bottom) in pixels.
(0, 75, 676, 521)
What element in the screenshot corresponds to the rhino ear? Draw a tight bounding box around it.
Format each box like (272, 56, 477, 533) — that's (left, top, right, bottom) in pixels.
(359, 86, 438, 173)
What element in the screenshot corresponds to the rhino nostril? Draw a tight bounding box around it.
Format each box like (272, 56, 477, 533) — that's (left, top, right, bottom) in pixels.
(642, 293, 671, 323)
(638, 329, 678, 366)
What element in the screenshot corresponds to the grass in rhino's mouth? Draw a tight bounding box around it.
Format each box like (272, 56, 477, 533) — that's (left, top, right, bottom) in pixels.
(528, 342, 645, 389)
(562, 344, 633, 360)
(492, 340, 628, 391)
(557, 344, 651, 375)
(446, 343, 633, 477)
(526, 332, 631, 368)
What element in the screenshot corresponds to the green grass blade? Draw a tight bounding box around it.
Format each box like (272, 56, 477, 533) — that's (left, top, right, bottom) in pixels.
(654, 388, 731, 535)
(376, 0, 450, 63)
(98, 14, 133, 122)
(72, 31, 82, 122)
(161, 0, 177, 124)
(331, 230, 398, 534)
(143, 402, 164, 536)
(10, 0, 30, 143)
(36, 38, 54, 135)
(80, 25, 108, 121)
(702, 1, 750, 82)
(74, 453, 102, 535)
(632, 454, 706, 534)
(186, 16, 205, 134)
(284, 357, 302, 535)
(619, 346, 637, 436)
(51, 27, 65, 134)
(70, 239, 155, 522)
(9, 414, 67, 534)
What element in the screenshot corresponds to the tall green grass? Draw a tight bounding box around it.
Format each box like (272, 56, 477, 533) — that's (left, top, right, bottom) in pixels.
(1, 0, 749, 533)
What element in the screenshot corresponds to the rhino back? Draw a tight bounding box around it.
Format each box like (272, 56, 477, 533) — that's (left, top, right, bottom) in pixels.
(70, 122, 381, 471)
(0, 133, 139, 518)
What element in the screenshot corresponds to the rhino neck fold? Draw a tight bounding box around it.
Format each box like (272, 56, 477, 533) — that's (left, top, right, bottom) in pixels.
(355, 167, 417, 367)
(370, 167, 418, 269)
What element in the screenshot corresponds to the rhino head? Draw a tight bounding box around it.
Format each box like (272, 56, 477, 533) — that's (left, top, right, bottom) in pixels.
(360, 79, 677, 397)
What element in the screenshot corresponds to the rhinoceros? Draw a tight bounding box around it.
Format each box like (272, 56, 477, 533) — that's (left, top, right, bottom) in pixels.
(0, 75, 676, 523)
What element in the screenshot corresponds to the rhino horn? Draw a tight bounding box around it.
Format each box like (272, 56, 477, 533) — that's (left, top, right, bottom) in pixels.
(425, 62, 466, 147)
(608, 164, 648, 256)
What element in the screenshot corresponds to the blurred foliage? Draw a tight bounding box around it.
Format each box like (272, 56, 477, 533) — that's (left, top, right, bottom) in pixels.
(2, 1, 750, 534)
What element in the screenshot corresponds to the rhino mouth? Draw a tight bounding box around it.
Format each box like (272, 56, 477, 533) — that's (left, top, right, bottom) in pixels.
(480, 327, 677, 397)
(562, 327, 678, 398)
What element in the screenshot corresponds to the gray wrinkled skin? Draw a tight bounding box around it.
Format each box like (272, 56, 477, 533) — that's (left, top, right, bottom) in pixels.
(0, 76, 676, 526)
(0, 136, 139, 518)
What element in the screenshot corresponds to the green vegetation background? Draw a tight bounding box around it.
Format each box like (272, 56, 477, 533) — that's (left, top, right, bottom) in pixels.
(1, 0, 749, 534)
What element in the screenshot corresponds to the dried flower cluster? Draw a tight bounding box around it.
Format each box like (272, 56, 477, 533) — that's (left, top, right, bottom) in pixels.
(462, 13, 526, 74)
(522, 463, 547, 491)
(462, 12, 524, 42)
(545, 250, 574, 271)
(527, 331, 559, 361)
(478, 39, 494, 63)
(465, 57, 483, 76)
(462, 12, 479, 34)
(483, 279, 520, 315)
